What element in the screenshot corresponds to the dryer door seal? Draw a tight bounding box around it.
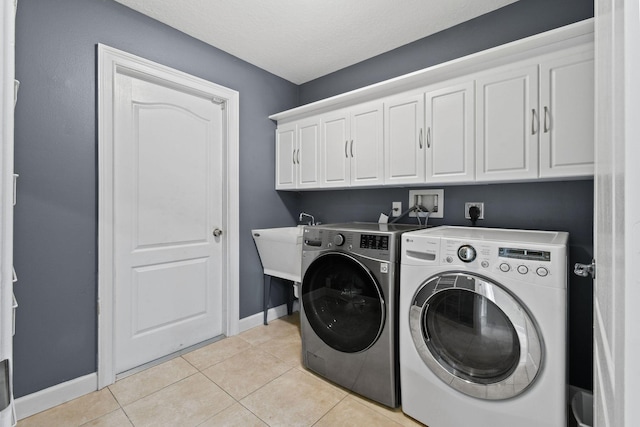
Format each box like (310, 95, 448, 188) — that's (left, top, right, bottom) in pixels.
(409, 272, 543, 400)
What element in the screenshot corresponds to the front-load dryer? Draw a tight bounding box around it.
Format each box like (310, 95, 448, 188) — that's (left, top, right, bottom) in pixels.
(399, 226, 568, 427)
(300, 222, 421, 408)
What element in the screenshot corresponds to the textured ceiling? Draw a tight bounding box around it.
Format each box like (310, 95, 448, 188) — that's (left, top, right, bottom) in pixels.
(113, 0, 518, 84)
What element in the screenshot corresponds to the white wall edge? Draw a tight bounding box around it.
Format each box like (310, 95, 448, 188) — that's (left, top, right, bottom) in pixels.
(238, 302, 300, 333)
(14, 373, 97, 421)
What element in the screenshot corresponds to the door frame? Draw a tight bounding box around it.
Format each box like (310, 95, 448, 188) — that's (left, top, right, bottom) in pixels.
(593, 0, 640, 424)
(96, 44, 239, 389)
(0, 0, 15, 423)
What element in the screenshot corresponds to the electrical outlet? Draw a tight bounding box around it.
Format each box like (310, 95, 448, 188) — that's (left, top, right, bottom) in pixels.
(392, 201, 402, 217)
(465, 202, 484, 220)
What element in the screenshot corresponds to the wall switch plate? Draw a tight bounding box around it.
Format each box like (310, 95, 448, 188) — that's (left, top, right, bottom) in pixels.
(408, 189, 444, 218)
(465, 202, 484, 219)
(392, 201, 402, 217)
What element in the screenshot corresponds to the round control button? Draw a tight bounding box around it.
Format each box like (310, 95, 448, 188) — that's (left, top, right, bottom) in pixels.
(446, 256, 453, 263)
(517, 265, 529, 275)
(333, 233, 345, 246)
(499, 263, 510, 272)
(458, 245, 477, 263)
(536, 267, 549, 277)
(481, 261, 489, 268)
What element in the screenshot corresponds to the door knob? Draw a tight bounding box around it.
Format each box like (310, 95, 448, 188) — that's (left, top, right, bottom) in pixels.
(213, 228, 223, 237)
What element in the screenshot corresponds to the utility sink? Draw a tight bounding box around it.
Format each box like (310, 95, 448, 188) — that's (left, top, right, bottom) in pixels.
(252, 226, 304, 282)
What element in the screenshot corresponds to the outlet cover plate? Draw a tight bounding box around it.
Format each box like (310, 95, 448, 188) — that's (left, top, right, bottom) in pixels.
(464, 202, 484, 220)
(392, 201, 402, 217)
(408, 189, 444, 218)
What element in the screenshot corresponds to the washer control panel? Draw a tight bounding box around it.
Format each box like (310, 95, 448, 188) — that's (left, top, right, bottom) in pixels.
(303, 227, 404, 262)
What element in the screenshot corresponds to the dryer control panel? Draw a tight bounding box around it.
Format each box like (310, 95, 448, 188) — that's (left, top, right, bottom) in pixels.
(401, 226, 568, 289)
(439, 238, 561, 284)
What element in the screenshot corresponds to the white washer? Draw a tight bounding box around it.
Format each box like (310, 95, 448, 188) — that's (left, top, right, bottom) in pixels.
(399, 226, 568, 427)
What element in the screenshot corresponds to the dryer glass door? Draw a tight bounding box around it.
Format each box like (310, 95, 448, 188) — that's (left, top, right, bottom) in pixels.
(302, 253, 384, 353)
(409, 272, 542, 400)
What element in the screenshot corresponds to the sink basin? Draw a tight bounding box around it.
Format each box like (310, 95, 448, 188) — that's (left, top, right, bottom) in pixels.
(252, 226, 304, 282)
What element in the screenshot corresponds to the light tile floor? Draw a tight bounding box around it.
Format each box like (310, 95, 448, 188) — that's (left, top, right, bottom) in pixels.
(17, 313, 425, 427)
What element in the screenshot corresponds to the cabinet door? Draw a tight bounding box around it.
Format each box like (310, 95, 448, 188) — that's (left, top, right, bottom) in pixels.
(351, 101, 384, 187)
(539, 50, 594, 178)
(321, 110, 350, 188)
(275, 123, 297, 190)
(476, 65, 539, 181)
(384, 92, 425, 185)
(425, 82, 475, 183)
(297, 117, 321, 189)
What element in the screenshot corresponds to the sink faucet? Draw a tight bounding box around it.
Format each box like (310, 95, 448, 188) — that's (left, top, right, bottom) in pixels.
(299, 212, 316, 226)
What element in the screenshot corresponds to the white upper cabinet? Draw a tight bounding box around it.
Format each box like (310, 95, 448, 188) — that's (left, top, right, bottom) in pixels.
(297, 117, 321, 188)
(321, 110, 349, 187)
(275, 123, 297, 189)
(475, 64, 539, 182)
(424, 81, 475, 182)
(384, 92, 425, 185)
(275, 117, 321, 190)
(538, 48, 594, 178)
(320, 101, 384, 188)
(350, 102, 384, 187)
(271, 20, 595, 190)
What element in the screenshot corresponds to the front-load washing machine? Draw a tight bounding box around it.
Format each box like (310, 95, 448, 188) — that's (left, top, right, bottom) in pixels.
(399, 226, 568, 427)
(300, 222, 421, 408)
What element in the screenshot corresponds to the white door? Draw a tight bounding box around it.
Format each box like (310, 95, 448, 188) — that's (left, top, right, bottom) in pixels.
(384, 92, 425, 185)
(539, 49, 594, 178)
(476, 65, 539, 181)
(593, 0, 640, 425)
(297, 117, 321, 189)
(321, 110, 350, 187)
(113, 71, 224, 373)
(275, 123, 297, 190)
(350, 101, 384, 187)
(425, 81, 475, 182)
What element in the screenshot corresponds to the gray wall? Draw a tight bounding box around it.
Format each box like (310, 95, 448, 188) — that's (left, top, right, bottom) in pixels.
(296, 0, 594, 390)
(300, 0, 594, 104)
(13, 0, 298, 397)
(12, 0, 594, 399)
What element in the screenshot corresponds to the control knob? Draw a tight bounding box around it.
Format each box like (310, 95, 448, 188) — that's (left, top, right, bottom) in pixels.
(458, 245, 476, 263)
(333, 233, 345, 246)
(536, 267, 549, 277)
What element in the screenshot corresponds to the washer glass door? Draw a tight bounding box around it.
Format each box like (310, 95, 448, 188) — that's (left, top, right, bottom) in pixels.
(409, 272, 543, 399)
(302, 253, 384, 353)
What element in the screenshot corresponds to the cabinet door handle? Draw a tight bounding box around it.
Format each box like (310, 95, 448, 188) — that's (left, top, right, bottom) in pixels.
(350, 140, 354, 157)
(296, 149, 301, 164)
(419, 128, 423, 149)
(427, 127, 431, 148)
(531, 109, 539, 135)
(543, 106, 550, 133)
(345, 140, 349, 158)
(292, 149, 296, 164)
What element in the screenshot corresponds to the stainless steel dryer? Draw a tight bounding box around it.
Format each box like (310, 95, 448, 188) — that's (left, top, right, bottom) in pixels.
(300, 222, 421, 408)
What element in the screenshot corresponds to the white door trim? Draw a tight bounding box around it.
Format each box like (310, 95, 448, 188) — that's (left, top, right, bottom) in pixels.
(97, 44, 239, 389)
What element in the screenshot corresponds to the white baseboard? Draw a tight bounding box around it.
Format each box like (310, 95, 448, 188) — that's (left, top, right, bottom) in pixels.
(14, 305, 300, 420)
(238, 301, 299, 333)
(15, 373, 97, 420)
